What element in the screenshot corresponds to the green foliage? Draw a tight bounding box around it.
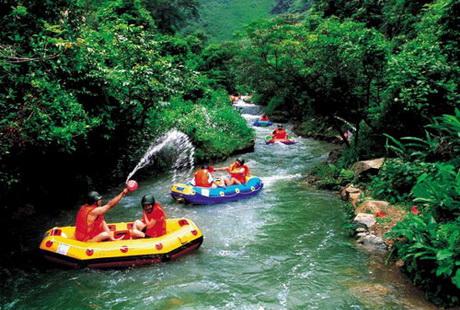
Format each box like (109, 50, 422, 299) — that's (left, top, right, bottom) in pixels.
(265, 95, 285, 115)
(187, 0, 275, 42)
(152, 89, 254, 161)
(314, 0, 385, 28)
(383, 109, 460, 164)
(412, 164, 460, 221)
(234, 14, 390, 133)
(387, 213, 460, 306)
(377, 112, 460, 305)
(197, 42, 240, 92)
(381, 0, 434, 39)
(0, 0, 254, 211)
(369, 159, 435, 203)
(376, 35, 458, 138)
(310, 163, 355, 190)
(143, 0, 199, 33)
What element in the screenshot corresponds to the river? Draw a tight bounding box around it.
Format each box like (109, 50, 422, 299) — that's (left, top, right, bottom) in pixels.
(1, 101, 435, 309)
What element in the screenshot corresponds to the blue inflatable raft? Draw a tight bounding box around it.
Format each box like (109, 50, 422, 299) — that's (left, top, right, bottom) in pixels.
(253, 120, 273, 127)
(171, 177, 263, 205)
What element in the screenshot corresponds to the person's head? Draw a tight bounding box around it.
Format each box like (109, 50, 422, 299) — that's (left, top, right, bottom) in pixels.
(141, 194, 155, 213)
(87, 191, 103, 206)
(277, 124, 284, 129)
(235, 158, 245, 166)
(201, 165, 209, 170)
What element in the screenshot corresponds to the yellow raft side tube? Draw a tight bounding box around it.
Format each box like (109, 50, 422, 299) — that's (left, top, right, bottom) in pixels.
(171, 183, 195, 195)
(39, 218, 203, 268)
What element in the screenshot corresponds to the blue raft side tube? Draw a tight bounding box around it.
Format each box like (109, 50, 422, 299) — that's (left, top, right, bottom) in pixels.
(171, 177, 264, 205)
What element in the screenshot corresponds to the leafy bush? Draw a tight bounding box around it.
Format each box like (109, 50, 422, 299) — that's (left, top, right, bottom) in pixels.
(310, 163, 355, 190)
(369, 159, 435, 203)
(387, 163, 460, 306)
(383, 109, 460, 164)
(264, 95, 285, 115)
(412, 164, 460, 222)
(387, 214, 460, 306)
(152, 89, 254, 161)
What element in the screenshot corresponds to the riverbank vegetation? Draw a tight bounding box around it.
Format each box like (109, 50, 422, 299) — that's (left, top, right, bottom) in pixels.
(0, 1, 254, 215)
(202, 0, 459, 305)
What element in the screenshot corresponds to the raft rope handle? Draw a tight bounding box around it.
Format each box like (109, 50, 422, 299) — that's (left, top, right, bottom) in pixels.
(46, 227, 197, 251)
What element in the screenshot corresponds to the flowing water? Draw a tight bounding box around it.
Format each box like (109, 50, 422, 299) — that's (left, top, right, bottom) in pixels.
(126, 129, 195, 184)
(1, 102, 435, 309)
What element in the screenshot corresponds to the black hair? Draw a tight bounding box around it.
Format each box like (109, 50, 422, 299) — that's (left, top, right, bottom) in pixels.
(236, 158, 245, 165)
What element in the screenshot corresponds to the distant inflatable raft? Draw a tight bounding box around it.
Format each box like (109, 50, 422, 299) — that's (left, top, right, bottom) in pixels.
(171, 177, 264, 205)
(253, 120, 273, 127)
(265, 135, 297, 145)
(39, 219, 203, 268)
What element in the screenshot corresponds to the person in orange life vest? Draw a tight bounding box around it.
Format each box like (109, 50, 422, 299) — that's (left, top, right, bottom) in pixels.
(131, 194, 166, 238)
(214, 158, 251, 185)
(193, 165, 215, 188)
(272, 124, 288, 140)
(260, 114, 269, 121)
(75, 188, 129, 242)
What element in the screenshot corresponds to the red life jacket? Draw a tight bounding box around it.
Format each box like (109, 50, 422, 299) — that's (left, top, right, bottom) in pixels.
(143, 203, 166, 238)
(228, 163, 250, 184)
(75, 204, 105, 241)
(194, 169, 212, 187)
(273, 129, 288, 139)
(260, 115, 269, 121)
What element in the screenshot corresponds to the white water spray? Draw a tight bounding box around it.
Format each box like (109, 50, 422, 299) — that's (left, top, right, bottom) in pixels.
(125, 129, 195, 183)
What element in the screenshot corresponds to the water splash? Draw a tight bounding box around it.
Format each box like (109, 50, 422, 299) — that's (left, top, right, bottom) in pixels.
(233, 99, 262, 115)
(126, 129, 195, 183)
(241, 113, 259, 121)
(262, 174, 302, 187)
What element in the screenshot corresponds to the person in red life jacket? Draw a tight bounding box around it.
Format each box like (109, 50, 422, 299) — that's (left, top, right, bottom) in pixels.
(214, 158, 251, 185)
(75, 188, 129, 242)
(272, 124, 288, 140)
(193, 165, 215, 188)
(131, 194, 166, 238)
(260, 114, 269, 121)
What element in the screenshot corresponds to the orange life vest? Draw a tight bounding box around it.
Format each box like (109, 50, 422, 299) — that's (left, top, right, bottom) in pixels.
(75, 204, 105, 241)
(194, 169, 212, 187)
(143, 203, 166, 238)
(260, 115, 269, 121)
(228, 163, 250, 184)
(273, 129, 288, 140)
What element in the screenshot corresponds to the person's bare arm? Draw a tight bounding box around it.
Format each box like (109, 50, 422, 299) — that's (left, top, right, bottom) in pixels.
(213, 166, 228, 171)
(92, 188, 129, 216)
(143, 212, 155, 227)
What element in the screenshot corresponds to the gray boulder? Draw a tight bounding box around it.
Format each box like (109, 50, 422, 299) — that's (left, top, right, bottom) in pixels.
(353, 213, 376, 229)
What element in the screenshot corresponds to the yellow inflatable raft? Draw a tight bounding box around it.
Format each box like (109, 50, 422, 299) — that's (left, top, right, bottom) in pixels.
(39, 218, 203, 268)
